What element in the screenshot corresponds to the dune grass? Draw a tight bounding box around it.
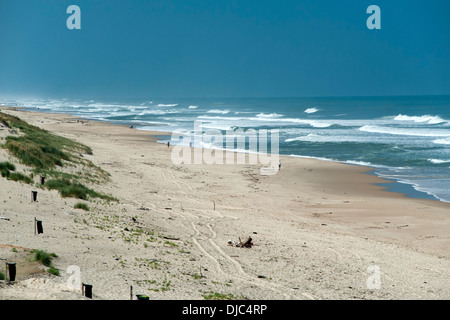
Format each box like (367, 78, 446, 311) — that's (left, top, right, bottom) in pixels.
(31, 249, 60, 276)
(7, 172, 33, 184)
(0, 161, 32, 184)
(32, 250, 57, 267)
(1, 112, 92, 169)
(44, 178, 116, 201)
(74, 202, 90, 211)
(0, 161, 16, 171)
(0, 161, 16, 177)
(1, 111, 113, 197)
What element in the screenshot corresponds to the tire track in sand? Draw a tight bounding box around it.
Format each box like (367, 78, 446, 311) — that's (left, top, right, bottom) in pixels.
(188, 220, 315, 300)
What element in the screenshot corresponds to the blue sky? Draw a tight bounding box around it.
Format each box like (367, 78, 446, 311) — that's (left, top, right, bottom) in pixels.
(0, 0, 449, 99)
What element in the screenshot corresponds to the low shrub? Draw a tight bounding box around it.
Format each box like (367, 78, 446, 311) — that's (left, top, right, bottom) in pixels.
(74, 202, 90, 211)
(45, 178, 116, 201)
(7, 172, 33, 184)
(32, 250, 58, 268)
(0, 161, 15, 171)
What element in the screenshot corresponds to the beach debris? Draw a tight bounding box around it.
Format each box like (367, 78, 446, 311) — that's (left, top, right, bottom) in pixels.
(138, 206, 150, 211)
(228, 237, 254, 248)
(0, 217, 10, 221)
(163, 235, 180, 241)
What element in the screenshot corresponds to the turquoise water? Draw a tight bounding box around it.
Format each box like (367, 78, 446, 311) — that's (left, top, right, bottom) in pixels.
(2, 95, 450, 202)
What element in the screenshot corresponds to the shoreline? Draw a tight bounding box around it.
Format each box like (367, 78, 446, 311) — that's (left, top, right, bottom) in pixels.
(0, 106, 449, 300)
(9, 106, 446, 205)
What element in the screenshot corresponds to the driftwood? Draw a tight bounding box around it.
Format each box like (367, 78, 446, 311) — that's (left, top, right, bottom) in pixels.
(163, 235, 180, 241)
(228, 236, 254, 248)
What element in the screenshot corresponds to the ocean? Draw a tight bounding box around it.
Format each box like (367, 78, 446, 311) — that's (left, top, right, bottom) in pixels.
(2, 95, 450, 203)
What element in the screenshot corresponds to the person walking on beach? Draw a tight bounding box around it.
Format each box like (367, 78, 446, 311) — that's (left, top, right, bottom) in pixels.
(167, 141, 170, 148)
(278, 161, 282, 171)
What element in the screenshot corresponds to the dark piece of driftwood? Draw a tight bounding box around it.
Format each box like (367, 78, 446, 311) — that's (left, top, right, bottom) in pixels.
(163, 235, 180, 241)
(237, 237, 253, 248)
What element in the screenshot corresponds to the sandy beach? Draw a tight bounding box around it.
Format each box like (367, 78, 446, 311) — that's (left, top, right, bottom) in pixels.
(0, 107, 449, 300)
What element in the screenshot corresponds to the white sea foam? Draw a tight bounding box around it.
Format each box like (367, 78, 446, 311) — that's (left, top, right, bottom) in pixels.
(197, 115, 333, 128)
(285, 134, 318, 142)
(251, 117, 332, 128)
(188, 105, 198, 109)
(359, 125, 450, 137)
(288, 154, 336, 162)
(199, 122, 234, 131)
(303, 121, 331, 128)
(393, 114, 447, 125)
(304, 107, 319, 114)
(433, 138, 450, 145)
(428, 159, 450, 164)
(344, 160, 374, 167)
(207, 109, 230, 114)
(87, 103, 122, 108)
(256, 113, 283, 118)
(156, 104, 178, 107)
(138, 110, 172, 115)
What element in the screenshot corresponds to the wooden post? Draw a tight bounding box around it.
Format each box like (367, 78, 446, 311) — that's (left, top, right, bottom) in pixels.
(130, 285, 133, 300)
(34, 217, 37, 235)
(213, 201, 215, 211)
(82, 283, 93, 299)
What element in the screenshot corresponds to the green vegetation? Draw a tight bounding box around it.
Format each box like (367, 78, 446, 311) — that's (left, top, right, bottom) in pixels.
(31, 249, 60, 276)
(164, 240, 178, 248)
(0, 161, 32, 184)
(0, 272, 5, 280)
(32, 250, 57, 267)
(1, 112, 91, 169)
(0, 111, 115, 199)
(7, 172, 33, 184)
(47, 267, 60, 276)
(0, 161, 16, 172)
(201, 291, 238, 300)
(74, 202, 90, 211)
(44, 178, 116, 201)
